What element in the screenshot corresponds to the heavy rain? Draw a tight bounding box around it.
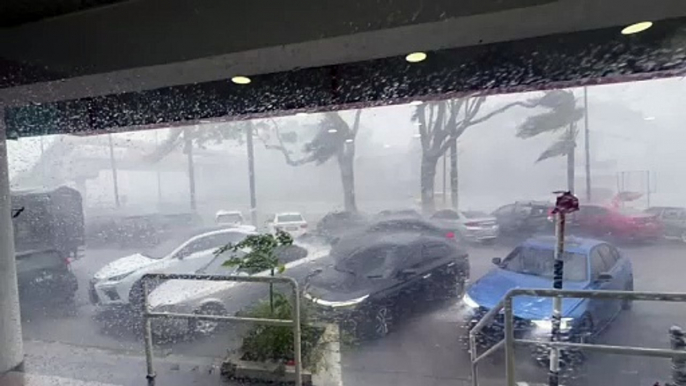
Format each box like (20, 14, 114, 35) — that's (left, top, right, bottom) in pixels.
(2, 4, 686, 386)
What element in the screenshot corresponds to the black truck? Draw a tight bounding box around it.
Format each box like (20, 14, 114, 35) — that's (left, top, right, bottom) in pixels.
(12, 186, 85, 259)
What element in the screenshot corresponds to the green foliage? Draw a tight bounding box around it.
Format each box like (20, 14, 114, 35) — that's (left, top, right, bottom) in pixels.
(239, 292, 322, 366)
(217, 230, 293, 274)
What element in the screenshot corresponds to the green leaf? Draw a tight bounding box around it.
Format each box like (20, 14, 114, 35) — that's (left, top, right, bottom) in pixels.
(277, 264, 286, 274)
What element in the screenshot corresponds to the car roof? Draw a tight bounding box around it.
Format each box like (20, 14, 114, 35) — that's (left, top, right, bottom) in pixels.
(276, 212, 303, 216)
(216, 210, 242, 215)
(181, 225, 255, 239)
(522, 235, 606, 254)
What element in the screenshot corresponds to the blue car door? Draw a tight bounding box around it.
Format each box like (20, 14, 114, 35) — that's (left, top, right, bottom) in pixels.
(597, 244, 626, 316)
(587, 247, 615, 328)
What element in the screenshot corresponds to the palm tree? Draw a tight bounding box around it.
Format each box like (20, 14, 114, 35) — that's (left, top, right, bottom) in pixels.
(516, 90, 585, 191)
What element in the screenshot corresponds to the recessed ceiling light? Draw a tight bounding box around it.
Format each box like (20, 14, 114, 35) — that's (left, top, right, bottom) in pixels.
(405, 52, 427, 63)
(296, 112, 308, 117)
(621, 21, 653, 35)
(345, 139, 354, 143)
(231, 76, 251, 85)
(409, 101, 423, 106)
(328, 129, 338, 133)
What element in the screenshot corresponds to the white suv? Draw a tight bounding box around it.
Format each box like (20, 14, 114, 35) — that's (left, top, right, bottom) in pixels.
(89, 227, 255, 310)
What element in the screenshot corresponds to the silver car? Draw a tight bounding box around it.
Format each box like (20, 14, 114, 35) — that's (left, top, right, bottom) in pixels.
(430, 209, 499, 243)
(148, 244, 329, 338)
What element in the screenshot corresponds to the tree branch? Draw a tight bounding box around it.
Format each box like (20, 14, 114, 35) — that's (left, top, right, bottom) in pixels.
(257, 120, 315, 166)
(468, 100, 537, 127)
(351, 110, 362, 137)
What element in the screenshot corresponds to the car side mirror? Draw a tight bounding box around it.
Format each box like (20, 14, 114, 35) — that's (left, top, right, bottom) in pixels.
(597, 272, 613, 282)
(492, 257, 502, 266)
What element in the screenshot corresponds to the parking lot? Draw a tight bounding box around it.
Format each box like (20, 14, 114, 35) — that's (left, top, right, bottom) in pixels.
(18, 239, 686, 386)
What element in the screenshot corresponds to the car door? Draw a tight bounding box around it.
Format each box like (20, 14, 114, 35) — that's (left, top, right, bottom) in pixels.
(587, 247, 615, 328)
(493, 204, 516, 232)
(597, 244, 626, 316)
(662, 208, 685, 239)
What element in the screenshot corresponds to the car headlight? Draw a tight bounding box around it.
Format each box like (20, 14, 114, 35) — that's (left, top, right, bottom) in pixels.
(531, 317, 574, 332)
(462, 293, 479, 309)
(106, 271, 135, 282)
(304, 293, 369, 308)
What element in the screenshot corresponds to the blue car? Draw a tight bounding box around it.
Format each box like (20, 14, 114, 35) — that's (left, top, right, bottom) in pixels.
(463, 236, 633, 347)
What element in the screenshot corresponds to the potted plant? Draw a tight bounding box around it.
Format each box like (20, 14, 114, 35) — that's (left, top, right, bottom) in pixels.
(217, 231, 341, 385)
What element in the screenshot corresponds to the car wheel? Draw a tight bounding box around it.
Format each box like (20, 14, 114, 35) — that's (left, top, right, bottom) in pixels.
(622, 279, 634, 311)
(371, 306, 393, 338)
(191, 303, 226, 337)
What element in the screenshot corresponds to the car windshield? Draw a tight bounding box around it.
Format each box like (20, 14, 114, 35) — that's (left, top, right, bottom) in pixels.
(335, 245, 401, 278)
(277, 214, 303, 222)
(216, 213, 242, 223)
(500, 246, 588, 281)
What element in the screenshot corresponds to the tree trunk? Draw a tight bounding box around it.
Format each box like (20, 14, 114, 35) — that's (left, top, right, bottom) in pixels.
(337, 147, 357, 212)
(183, 128, 197, 211)
(421, 154, 438, 215)
(246, 123, 258, 226)
(450, 139, 458, 210)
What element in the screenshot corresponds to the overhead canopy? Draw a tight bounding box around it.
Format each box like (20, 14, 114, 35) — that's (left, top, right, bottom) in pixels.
(1, 0, 685, 137)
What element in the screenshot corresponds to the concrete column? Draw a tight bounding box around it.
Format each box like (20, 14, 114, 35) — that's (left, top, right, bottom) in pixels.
(0, 108, 24, 373)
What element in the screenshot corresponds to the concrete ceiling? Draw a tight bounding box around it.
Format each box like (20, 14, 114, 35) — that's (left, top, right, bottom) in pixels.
(0, 0, 132, 28)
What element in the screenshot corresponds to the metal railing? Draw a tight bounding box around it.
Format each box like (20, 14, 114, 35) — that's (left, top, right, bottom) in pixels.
(469, 288, 686, 386)
(141, 273, 302, 386)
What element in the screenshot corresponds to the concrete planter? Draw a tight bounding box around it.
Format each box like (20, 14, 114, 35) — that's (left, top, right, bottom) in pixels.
(220, 323, 342, 386)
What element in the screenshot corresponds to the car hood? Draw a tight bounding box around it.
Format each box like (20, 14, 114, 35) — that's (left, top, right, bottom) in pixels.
(305, 269, 374, 302)
(467, 269, 587, 319)
(94, 253, 158, 280)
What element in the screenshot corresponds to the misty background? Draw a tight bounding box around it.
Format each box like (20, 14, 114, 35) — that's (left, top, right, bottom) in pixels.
(6, 77, 685, 225)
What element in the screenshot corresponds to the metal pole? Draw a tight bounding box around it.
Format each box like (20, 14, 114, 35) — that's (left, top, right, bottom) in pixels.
(142, 279, 156, 386)
(549, 210, 566, 386)
(670, 326, 686, 386)
(504, 297, 516, 386)
(0, 108, 24, 373)
(154, 131, 162, 206)
(108, 134, 120, 207)
(246, 123, 258, 227)
(442, 153, 447, 207)
(470, 333, 479, 386)
(584, 87, 591, 202)
(184, 128, 197, 211)
(292, 282, 303, 386)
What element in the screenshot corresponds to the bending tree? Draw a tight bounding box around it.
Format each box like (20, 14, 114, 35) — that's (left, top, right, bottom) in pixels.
(262, 111, 362, 212)
(413, 97, 538, 214)
(516, 90, 585, 192)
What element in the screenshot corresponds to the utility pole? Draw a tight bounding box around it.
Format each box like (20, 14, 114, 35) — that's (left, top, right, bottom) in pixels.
(567, 123, 576, 193)
(584, 87, 591, 202)
(246, 122, 258, 227)
(184, 128, 197, 211)
(154, 131, 163, 207)
(442, 153, 447, 207)
(108, 134, 120, 207)
(450, 138, 458, 210)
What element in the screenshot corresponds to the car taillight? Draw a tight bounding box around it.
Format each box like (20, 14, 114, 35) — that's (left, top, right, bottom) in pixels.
(64, 257, 72, 266)
(301, 224, 308, 229)
(446, 232, 456, 240)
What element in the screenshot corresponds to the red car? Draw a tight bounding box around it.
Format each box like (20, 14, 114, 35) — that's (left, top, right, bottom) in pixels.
(568, 204, 662, 241)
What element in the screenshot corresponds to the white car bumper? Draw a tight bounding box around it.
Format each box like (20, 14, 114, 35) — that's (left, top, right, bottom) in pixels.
(89, 279, 129, 307)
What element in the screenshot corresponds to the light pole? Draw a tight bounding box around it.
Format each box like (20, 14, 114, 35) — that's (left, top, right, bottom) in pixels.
(246, 122, 258, 227)
(108, 134, 120, 207)
(584, 87, 592, 201)
(184, 128, 197, 211)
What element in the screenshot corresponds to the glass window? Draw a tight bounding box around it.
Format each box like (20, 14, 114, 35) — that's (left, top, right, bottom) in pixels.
(175, 232, 249, 259)
(597, 244, 619, 268)
(493, 204, 515, 216)
(501, 246, 588, 281)
(422, 243, 450, 262)
(431, 210, 460, 220)
(590, 248, 610, 276)
(335, 245, 405, 278)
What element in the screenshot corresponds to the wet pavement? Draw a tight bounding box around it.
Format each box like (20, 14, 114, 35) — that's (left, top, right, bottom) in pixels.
(16, 241, 686, 386)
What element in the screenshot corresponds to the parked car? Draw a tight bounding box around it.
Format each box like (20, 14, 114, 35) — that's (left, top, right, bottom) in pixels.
(645, 206, 686, 243)
(17, 248, 78, 307)
(430, 209, 499, 243)
(375, 209, 423, 221)
(305, 232, 470, 339)
(463, 236, 633, 363)
(89, 227, 255, 312)
(215, 210, 245, 226)
(492, 201, 553, 236)
(309, 211, 369, 243)
(569, 205, 661, 242)
(148, 243, 314, 338)
(267, 212, 308, 238)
